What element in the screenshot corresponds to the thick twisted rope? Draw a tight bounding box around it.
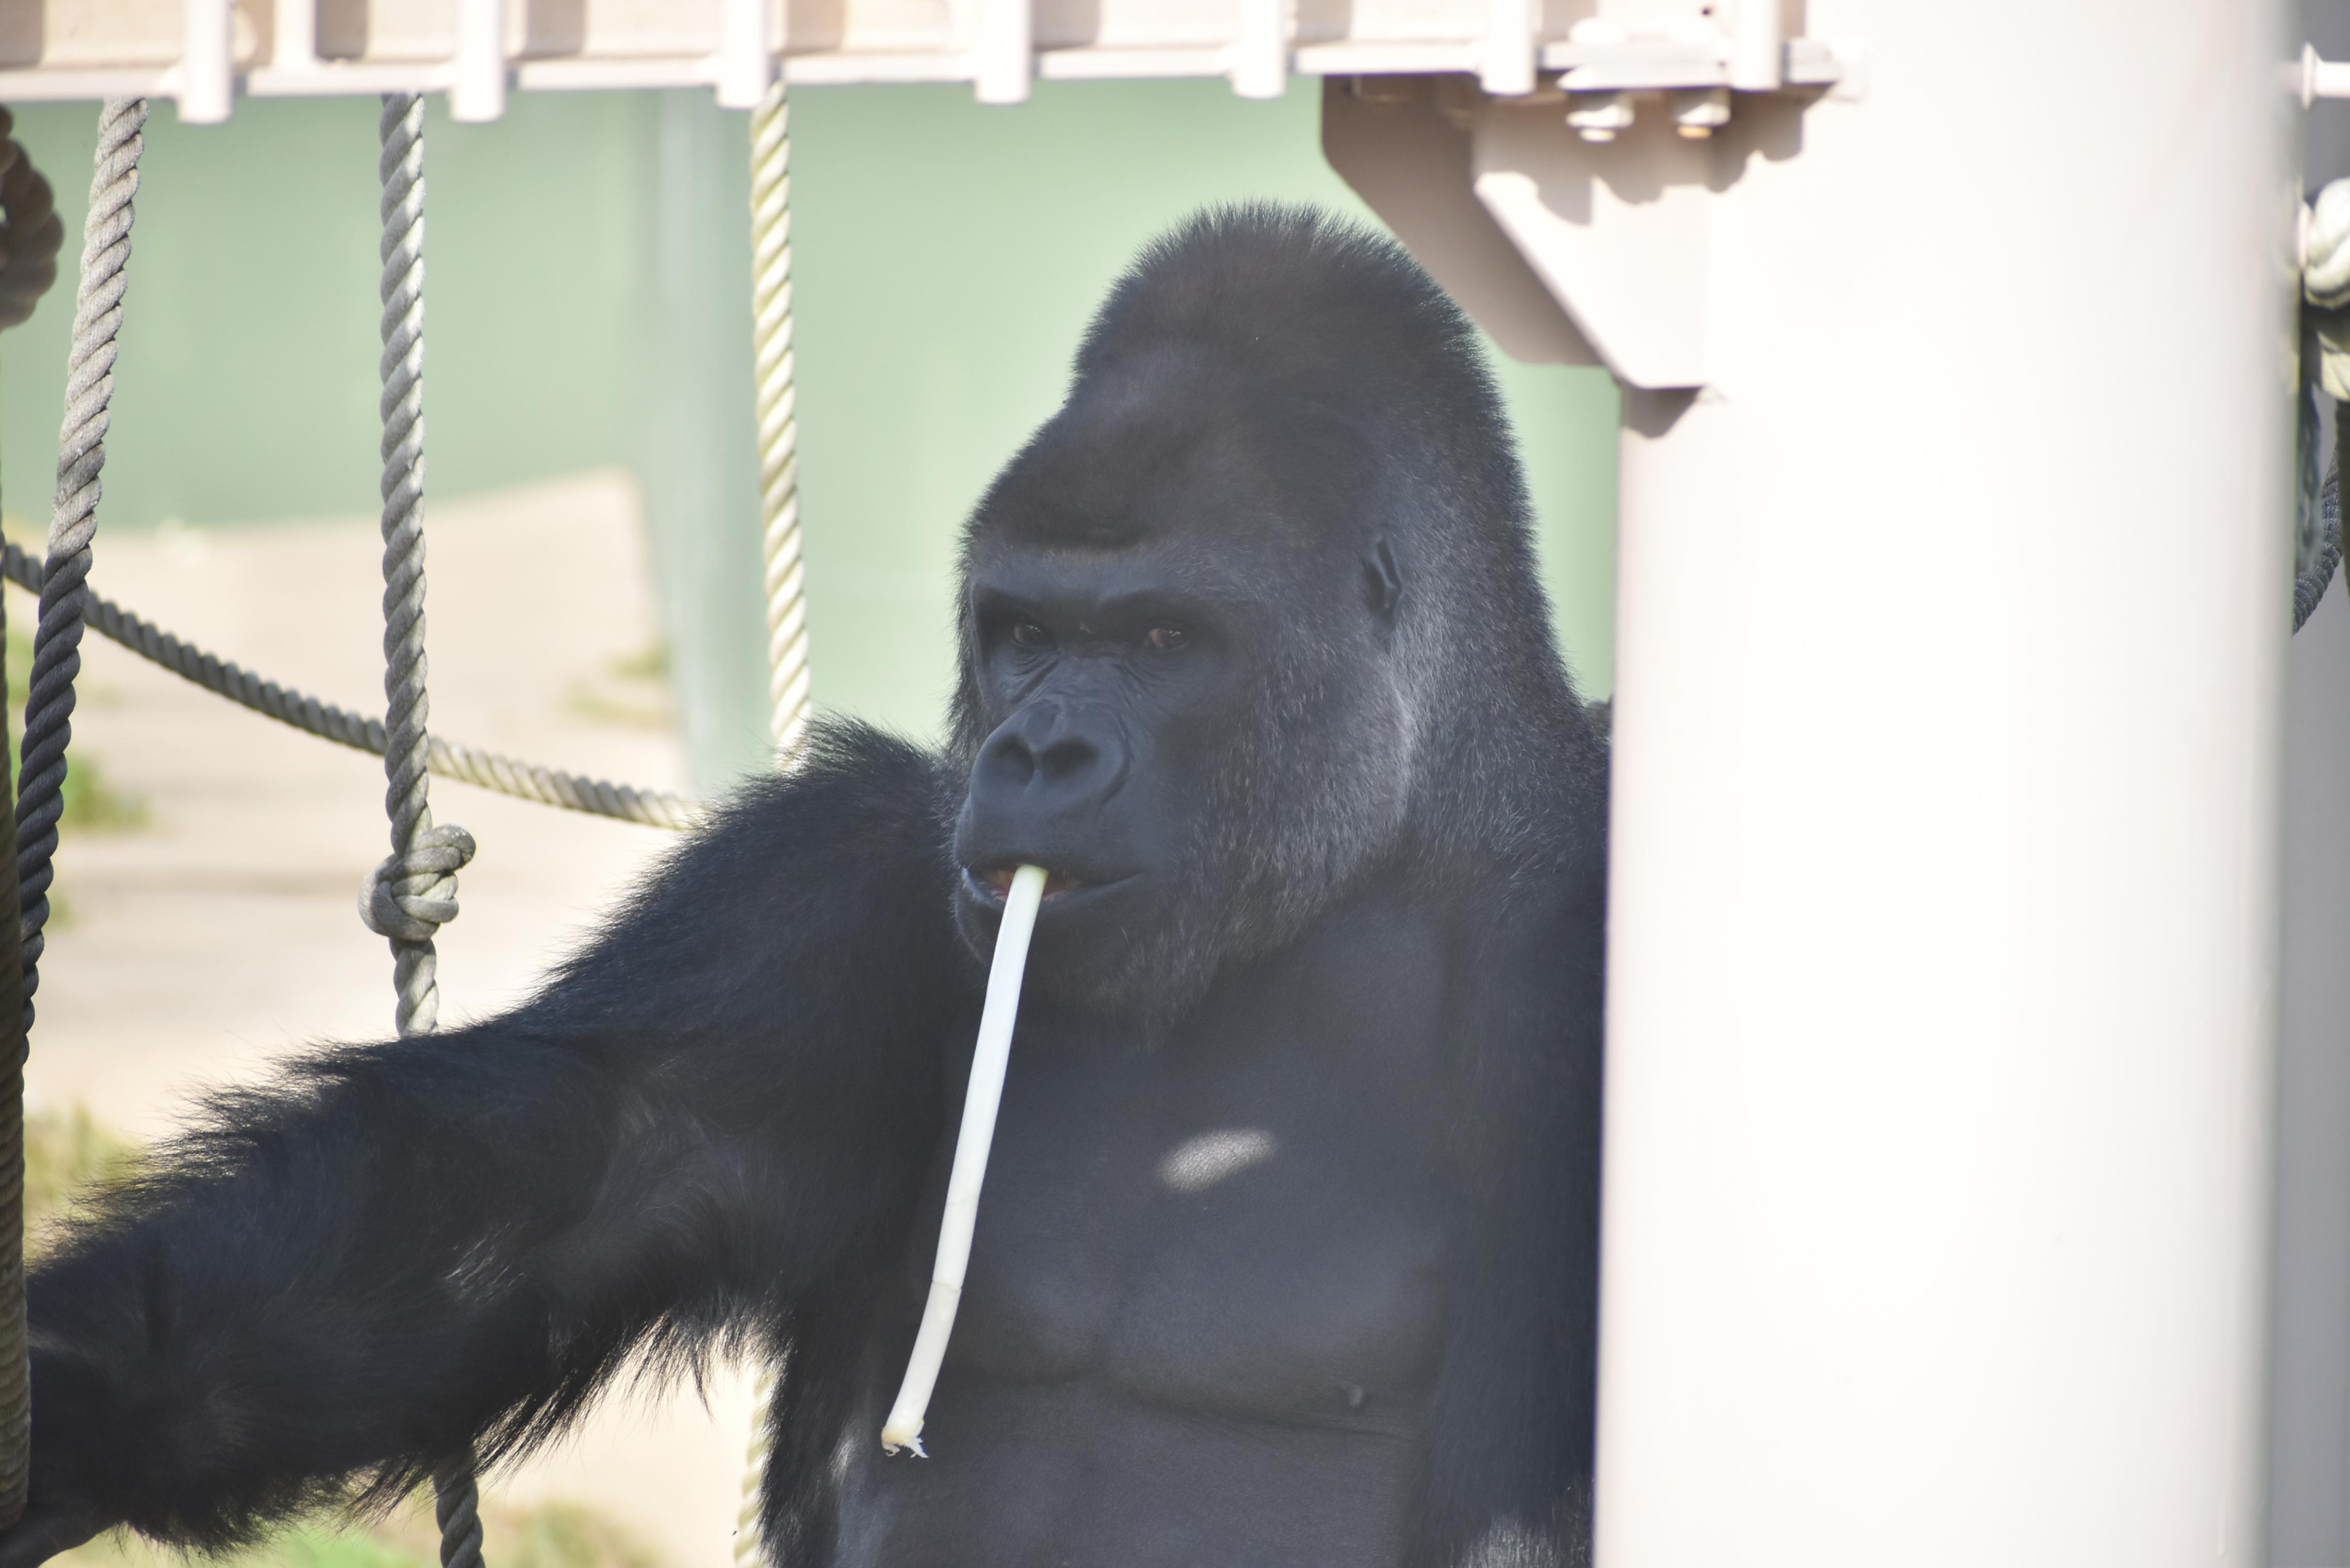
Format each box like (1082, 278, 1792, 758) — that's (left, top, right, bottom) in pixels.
(2300, 447, 2343, 633)
(752, 85, 812, 758)
(0, 540, 701, 829)
(434, 1456, 486, 1568)
(735, 84, 813, 1568)
(732, 1365, 779, 1568)
(376, 93, 446, 1040)
(2308, 179, 2350, 316)
(17, 98, 143, 1040)
(2302, 179, 2350, 629)
(374, 92, 485, 1568)
(0, 100, 64, 1532)
(0, 890, 19, 1529)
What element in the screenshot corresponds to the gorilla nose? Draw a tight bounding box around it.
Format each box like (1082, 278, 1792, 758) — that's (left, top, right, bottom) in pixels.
(975, 702, 1127, 808)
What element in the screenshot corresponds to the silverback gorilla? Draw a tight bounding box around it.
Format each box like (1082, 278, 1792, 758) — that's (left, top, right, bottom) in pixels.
(4, 206, 1608, 1567)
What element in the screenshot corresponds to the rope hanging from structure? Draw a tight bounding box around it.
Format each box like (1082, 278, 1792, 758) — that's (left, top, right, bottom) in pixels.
(363, 91, 487, 1568)
(367, 91, 464, 1039)
(754, 83, 814, 759)
(18, 98, 142, 1039)
(0, 89, 142, 1533)
(736, 78, 811, 1568)
(0, 100, 64, 1535)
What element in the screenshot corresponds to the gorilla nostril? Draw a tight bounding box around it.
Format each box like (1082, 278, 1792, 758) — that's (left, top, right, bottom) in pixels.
(982, 733, 1038, 789)
(1033, 735, 1100, 784)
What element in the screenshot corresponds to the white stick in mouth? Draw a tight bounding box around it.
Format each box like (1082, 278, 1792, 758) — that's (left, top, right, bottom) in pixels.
(881, 861, 1048, 1457)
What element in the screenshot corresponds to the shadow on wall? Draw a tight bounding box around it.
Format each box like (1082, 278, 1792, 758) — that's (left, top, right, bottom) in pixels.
(0, 81, 1618, 794)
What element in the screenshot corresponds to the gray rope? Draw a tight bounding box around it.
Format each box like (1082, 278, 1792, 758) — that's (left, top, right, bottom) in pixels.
(2301, 179, 2350, 629)
(2300, 460, 2341, 633)
(433, 1450, 486, 1568)
(17, 98, 143, 1037)
(0, 541, 701, 829)
(0, 100, 57, 1532)
(374, 92, 485, 1568)
(375, 92, 450, 1039)
(2297, 302, 2345, 633)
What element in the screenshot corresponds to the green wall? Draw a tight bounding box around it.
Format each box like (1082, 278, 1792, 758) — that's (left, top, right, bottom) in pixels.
(1, 82, 1616, 792)
(0, 92, 768, 790)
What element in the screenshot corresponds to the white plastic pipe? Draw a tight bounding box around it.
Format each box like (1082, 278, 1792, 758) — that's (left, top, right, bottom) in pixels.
(1592, 2, 2294, 1564)
(1477, 0, 1536, 97)
(178, 0, 234, 123)
(971, 0, 1034, 105)
(448, 0, 508, 122)
(715, 0, 776, 109)
(881, 863, 1046, 1457)
(271, 0, 319, 72)
(1724, 0, 1780, 92)
(1229, 0, 1289, 102)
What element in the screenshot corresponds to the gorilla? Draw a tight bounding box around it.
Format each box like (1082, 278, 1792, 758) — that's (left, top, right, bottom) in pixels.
(3, 205, 1609, 1568)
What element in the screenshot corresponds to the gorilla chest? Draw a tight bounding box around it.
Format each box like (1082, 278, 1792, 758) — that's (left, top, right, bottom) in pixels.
(930, 986, 1455, 1426)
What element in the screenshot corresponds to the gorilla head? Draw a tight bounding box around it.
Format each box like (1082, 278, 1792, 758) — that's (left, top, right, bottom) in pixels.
(949, 206, 1597, 1022)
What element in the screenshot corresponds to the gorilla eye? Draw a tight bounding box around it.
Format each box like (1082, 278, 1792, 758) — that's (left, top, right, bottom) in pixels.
(1143, 625, 1190, 653)
(1009, 619, 1052, 650)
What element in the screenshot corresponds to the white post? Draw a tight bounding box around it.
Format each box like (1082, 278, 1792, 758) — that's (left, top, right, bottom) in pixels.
(1724, 0, 1779, 93)
(1478, 0, 1535, 98)
(448, 0, 508, 122)
(1594, 2, 2296, 1564)
(179, 0, 235, 122)
(716, 0, 776, 109)
(971, 0, 1033, 105)
(1228, 0, 1288, 102)
(271, 0, 319, 72)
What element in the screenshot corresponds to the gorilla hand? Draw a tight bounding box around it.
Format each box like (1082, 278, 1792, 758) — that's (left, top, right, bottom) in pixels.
(0, 1348, 121, 1568)
(0, 1499, 109, 1568)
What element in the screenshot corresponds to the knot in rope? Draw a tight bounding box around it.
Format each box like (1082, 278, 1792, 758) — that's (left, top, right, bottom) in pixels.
(2310, 179, 2350, 311)
(2307, 180, 2350, 402)
(357, 822, 475, 942)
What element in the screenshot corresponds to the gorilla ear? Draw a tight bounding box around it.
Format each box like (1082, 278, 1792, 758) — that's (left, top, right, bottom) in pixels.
(1362, 538, 1404, 624)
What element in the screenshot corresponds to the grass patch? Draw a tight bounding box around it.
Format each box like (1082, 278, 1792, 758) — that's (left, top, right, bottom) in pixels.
(3, 617, 151, 835)
(562, 642, 675, 732)
(605, 644, 670, 685)
(26, 1102, 142, 1250)
(60, 1497, 661, 1568)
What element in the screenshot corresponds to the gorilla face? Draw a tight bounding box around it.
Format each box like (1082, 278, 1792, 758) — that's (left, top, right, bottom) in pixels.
(951, 535, 1263, 998)
(951, 373, 1417, 1025)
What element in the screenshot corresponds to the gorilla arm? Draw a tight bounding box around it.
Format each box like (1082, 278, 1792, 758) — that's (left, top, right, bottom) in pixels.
(6, 723, 970, 1563)
(1409, 862, 1608, 1567)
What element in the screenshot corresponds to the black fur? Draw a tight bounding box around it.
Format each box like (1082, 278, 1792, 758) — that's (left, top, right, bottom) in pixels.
(6, 206, 1607, 1568)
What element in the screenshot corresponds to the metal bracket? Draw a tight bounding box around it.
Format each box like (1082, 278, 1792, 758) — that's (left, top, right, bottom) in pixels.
(1326, 48, 1845, 390)
(1472, 94, 1712, 389)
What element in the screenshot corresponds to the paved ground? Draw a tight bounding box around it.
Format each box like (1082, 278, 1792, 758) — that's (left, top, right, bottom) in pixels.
(21, 469, 759, 1568)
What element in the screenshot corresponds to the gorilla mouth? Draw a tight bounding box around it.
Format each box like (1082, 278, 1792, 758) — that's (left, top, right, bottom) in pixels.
(976, 866, 1087, 901)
